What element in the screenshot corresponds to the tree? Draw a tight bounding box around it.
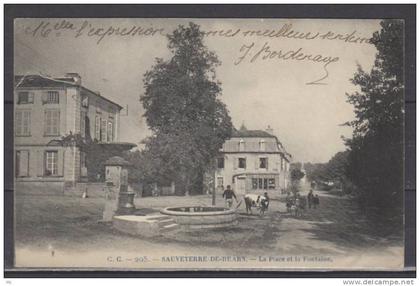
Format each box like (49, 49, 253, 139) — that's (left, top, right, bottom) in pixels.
(141, 22, 233, 195)
(289, 163, 305, 194)
(304, 152, 352, 192)
(290, 168, 305, 182)
(60, 133, 135, 182)
(344, 20, 404, 220)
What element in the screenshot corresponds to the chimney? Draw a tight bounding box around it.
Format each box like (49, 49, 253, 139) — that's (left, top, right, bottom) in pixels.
(65, 73, 81, 86)
(266, 125, 273, 135)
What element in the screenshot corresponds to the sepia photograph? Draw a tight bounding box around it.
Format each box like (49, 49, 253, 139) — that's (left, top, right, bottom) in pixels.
(10, 16, 406, 271)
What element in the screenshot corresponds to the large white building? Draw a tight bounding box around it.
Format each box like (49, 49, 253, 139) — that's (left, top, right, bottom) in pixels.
(214, 125, 291, 196)
(14, 73, 124, 187)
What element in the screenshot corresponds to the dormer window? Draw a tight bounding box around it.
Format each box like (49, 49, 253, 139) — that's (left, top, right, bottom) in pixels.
(259, 139, 266, 151)
(239, 139, 245, 151)
(81, 95, 89, 107)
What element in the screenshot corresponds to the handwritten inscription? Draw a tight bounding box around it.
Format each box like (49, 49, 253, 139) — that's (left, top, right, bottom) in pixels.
(21, 19, 370, 85)
(25, 20, 165, 44)
(24, 19, 372, 46)
(235, 42, 339, 85)
(206, 24, 371, 45)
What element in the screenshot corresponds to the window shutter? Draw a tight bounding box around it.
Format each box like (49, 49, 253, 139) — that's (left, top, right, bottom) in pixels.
(266, 158, 269, 170)
(23, 111, 31, 135)
(57, 149, 64, 176)
(44, 111, 50, 134)
(42, 92, 48, 104)
(28, 92, 34, 103)
(53, 111, 60, 135)
(233, 157, 237, 170)
(255, 157, 259, 169)
(15, 111, 22, 135)
(36, 150, 44, 176)
(20, 151, 29, 177)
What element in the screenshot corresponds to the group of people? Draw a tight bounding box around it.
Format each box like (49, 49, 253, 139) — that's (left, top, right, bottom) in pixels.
(221, 184, 319, 216)
(221, 185, 270, 208)
(286, 189, 320, 216)
(307, 189, 320, 209)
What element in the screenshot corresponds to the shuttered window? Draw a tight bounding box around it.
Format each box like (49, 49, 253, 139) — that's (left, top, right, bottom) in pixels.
(16, 150, 29, 177)
(80, 111, 87, 138)
(107, 120, 113, 142)
(95, 116, 101, 140)
(15, 110, 31, 136)
(44, 110, 60, 136)
(46, 91, 59, 104)
(17, 92, 34, 104)
(101, 119, 107, 142)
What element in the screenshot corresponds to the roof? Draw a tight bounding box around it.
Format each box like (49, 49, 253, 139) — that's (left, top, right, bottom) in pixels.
(14, 74, 123, 110)
(232, 129, 276, 138)
(15, 75, 75, 88)
(222, 126, 291, 159)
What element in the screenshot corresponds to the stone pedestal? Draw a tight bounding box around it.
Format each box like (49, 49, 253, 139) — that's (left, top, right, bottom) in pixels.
(102, 181, 118, 222)
(103, 156, 134, 220)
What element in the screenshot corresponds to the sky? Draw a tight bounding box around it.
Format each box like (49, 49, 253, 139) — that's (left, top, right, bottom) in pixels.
(14, 18, 381, 163)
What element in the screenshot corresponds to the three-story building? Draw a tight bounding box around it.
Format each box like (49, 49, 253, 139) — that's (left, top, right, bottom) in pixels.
(215, 125, 291, 195)
(14, 73, 123, 187)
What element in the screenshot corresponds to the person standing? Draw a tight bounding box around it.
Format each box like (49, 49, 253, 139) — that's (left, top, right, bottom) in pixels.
(286, 192, 293, 213)
(222, 185, 237, 208)
(307, 189, 314, 209)
(313, 194, 320, 209)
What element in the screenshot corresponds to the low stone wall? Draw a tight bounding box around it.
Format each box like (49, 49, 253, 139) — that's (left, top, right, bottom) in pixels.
(14, 181, 141, 198)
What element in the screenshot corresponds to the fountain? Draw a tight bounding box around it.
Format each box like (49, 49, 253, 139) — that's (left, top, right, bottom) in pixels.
(160, 206, 237, 229)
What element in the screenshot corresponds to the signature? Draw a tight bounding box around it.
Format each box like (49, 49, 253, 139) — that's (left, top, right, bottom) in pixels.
(234, 42, 340, 85)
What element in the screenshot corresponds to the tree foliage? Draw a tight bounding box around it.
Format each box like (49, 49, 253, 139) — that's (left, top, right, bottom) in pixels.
(304, 151, 349, 183)
(290, 162, 305, 182)
(140, 22, 233, 195)
(60, 133, 133, 182)
(344, 20, 404, 219)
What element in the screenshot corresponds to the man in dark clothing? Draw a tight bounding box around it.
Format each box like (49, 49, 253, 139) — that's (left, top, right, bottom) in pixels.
(307, 189, 314, 209)
(313, 194, 320, 209)
(263, 192, 270, 208)
(222, 185, 237, 208)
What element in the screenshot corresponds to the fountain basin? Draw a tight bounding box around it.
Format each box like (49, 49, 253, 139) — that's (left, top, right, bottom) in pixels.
(160, 206, 237, 229)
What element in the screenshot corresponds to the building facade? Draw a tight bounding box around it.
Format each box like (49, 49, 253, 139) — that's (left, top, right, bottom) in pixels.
(214, 126, 291, 196)
(14, 73, 122, 186)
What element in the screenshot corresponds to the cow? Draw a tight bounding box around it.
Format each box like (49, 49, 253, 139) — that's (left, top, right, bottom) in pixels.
(244, 193, 269, 216)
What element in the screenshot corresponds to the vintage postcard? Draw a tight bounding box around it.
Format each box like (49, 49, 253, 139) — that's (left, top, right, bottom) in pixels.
(11, 17, 405, 271)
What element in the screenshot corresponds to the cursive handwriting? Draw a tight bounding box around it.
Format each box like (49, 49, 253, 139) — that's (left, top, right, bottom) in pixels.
(234, 42, 340, 85)
(24, 20, 372, 46)
(25, 20, 165, 44)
